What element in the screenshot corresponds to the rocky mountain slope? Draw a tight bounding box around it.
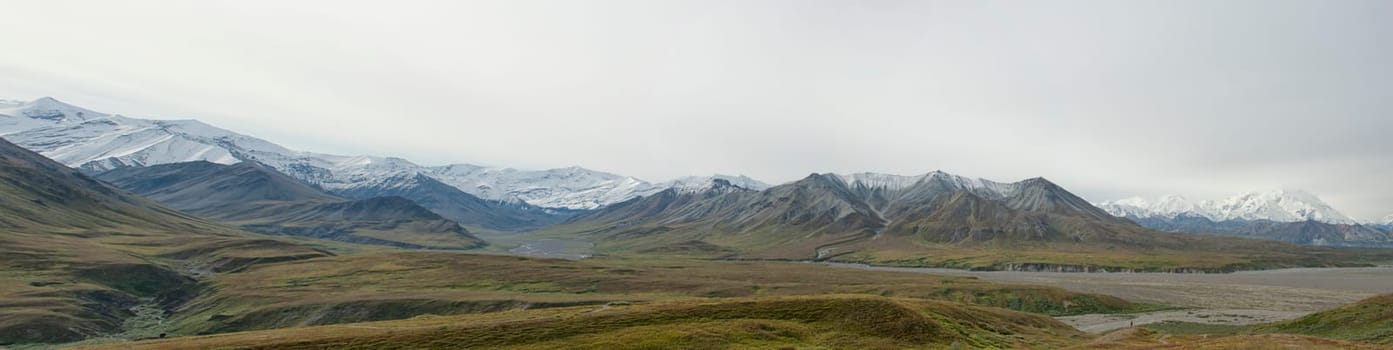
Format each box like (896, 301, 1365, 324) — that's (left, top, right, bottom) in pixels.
(1, 97, 760, 210)
(94, 161, 484, 249)
(0, 137, 331, 344)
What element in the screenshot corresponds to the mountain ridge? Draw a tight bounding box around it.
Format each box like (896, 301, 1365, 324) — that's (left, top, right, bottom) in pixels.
(1096, 190, 1393, 246)
(94, 161, 486, 249)
(0, 97, 764, 210)
(537, 170, 1359, 271)
(1098, 189, 1361, 224)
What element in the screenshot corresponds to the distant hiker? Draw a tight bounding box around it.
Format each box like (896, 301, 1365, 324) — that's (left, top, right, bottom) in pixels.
(1129, 321, 1134, 327)
(159, 333, 167, 339)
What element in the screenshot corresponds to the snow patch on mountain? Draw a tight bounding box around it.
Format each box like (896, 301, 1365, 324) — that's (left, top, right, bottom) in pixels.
(835, 171, 1021, 198)
(424, 165, 665, 209)
(1216, 190, 1357, 224)
(1, 97, 105, 135)
(660, 174, 771, 193)
(836, 173, 927, 190)
(1098, 190, 1359, 224)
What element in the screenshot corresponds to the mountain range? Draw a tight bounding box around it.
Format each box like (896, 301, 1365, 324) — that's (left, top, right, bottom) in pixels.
(0, 97, 768, 212)
(93, 161, 485, 249)
(3, 95, 1393, 347)
(4, 97, 1379, 226)
(1097, 190, 1360, 224)
(537, 170, 1367, 271)
(2, 96, 1387, 250)
(1097, 191, 1393, 247)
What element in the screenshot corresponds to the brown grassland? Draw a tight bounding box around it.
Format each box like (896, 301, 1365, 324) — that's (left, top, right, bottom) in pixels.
(153, 252, 1151, 337)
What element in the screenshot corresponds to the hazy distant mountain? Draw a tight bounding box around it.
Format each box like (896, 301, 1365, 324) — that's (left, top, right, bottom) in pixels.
(1095, 190, 1393, 246)
(1128, 215, 1393, 247)
(1097, 190, 1359, 224)
(0, 137, 330, 344)
(332, 171, 576, 232)
(1227, 221, 1393, 247)
(95, 161, 485, 249)
(0, 97, 763, 210)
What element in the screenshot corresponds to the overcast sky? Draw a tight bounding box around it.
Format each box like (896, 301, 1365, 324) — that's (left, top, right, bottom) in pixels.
(1, 0, 1390, 219)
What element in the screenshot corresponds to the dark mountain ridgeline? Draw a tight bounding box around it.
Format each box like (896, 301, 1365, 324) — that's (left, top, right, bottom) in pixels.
(333, 172, 576, 232)
(95, 161, 484, 249)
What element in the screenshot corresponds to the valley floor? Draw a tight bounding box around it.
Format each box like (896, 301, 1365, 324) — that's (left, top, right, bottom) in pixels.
(481, 237, 1393, 335)
(829, 263, 1393, 333)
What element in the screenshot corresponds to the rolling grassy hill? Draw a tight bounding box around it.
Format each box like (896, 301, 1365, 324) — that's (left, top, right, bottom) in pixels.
(1097, 294, 1393, 348)
(1073, 327, 1385, 349)
(153, 252, 1151, 338)
(79, 293, 1393, 350)
(0, 137, 333, 345)
(1254, 293, 1393, 345)
(78, 295, 1092, 350)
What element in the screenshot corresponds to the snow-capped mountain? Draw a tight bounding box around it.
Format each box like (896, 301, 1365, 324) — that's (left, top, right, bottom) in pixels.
(834, 171, 1024, 198)
(658, 174, 771, 193)
(1098, 190, 1359, 224)
(425, 165, 663, 209)
(1097, 195, 1219, 220)
(0, 97, 300, 172)
(0, 97, 754, 210)
(1215, 190, 1359, 224)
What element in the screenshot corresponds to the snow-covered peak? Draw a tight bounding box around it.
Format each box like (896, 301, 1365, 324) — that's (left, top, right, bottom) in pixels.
(660, 174, 770, 193)
(10, 97, 104, 121)
(424, 164, 664, 209)
(1097, 197, 1156, 218)
(1151, 195, 1213, 217)
(1097, 195, 1219, 219)
(1098, 189, 1358, 224)
(0, 97, 110, 135)
(834, 171, 1019, 197)
(1381, 214, 1393, 226)
(332, 155, 418, 170)
(837, 172, 928, 190)
(1109, 196, 1151, 207)
(1217, 189, 1357, 224)
(836, 171, 958, 190)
